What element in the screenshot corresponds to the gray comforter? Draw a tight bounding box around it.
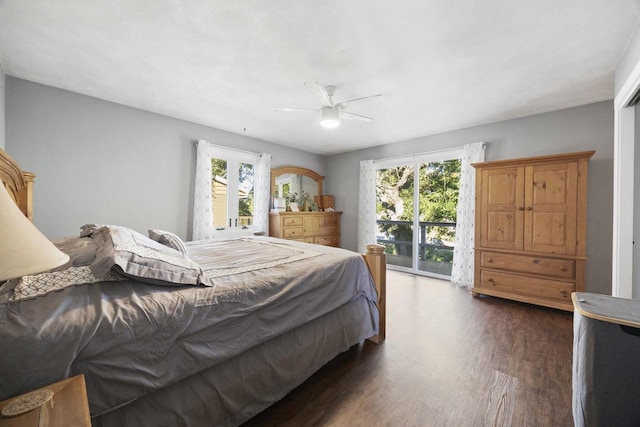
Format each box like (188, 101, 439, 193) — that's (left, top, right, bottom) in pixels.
(0, 232, 378, 417)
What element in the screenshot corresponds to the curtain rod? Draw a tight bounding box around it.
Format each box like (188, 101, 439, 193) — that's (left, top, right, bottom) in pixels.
(195, 139, 262, 157)
(371, 141, 487, 164)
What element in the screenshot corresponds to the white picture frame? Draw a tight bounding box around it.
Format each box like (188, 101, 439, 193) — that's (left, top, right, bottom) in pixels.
(289, 202, 299, 212)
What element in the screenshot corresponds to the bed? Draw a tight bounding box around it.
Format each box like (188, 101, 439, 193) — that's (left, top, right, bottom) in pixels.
(0, 148, 386, 426)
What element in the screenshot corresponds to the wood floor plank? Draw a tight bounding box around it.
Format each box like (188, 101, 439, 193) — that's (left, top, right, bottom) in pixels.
(244, 271, 573, 426)
(483, 370, 518, 427)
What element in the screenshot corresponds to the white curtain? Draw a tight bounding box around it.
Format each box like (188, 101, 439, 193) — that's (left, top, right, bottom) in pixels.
(193, 139, 215, 240)
(253, 153, 271, 233)
(357, 160, 377, 253)
(290, 174, 301, 197)
(451, 142, 486, 288)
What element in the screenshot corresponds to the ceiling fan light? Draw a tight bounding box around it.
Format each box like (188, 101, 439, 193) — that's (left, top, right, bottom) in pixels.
(320, 107, 340, 128)
(320, 118, 340, 128)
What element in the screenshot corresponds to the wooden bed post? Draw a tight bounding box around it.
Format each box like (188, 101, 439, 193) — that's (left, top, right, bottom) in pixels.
(363, 244, 386, 343)
(0, 148, 35, 221)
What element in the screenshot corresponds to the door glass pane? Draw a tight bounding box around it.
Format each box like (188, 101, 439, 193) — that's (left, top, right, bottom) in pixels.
(376, 165, 414, 269)
(417, 159, 460, 276)
(238, 162, 255, 227)
(211, 157, 228, 228)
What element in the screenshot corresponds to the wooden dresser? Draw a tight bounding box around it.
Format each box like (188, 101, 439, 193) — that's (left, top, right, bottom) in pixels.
(269, 211, 342, 247)
(471, 151, 594, 311)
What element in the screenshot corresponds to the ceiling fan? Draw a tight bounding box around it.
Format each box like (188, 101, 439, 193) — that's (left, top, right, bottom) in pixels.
(275, 82, 383, 128)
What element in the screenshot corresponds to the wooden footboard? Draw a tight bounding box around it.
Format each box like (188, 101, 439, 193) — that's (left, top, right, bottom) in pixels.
(363, 244, 386, 343)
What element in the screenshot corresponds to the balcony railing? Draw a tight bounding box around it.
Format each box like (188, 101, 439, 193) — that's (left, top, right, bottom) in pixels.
(376, 220, 456, 276)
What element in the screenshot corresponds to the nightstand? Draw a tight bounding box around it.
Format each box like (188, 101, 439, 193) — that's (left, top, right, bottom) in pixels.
(0, 375, 91, 427)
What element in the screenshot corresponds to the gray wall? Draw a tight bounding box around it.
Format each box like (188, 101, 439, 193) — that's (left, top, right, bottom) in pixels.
(326, 101, 614, 295)
(5, 77, 325, 240)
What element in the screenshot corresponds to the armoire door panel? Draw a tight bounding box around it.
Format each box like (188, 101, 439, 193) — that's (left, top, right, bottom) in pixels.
(480, 167, 524, 250)
(530, 211, 570, 246)
(524, 162, 577, 254)
(486, 212, 519, 246)
(485, 169, 520, 205)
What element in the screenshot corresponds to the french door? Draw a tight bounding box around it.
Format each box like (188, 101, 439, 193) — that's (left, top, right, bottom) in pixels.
(375, 149, 462, 278)
(210, 146, 259, 232)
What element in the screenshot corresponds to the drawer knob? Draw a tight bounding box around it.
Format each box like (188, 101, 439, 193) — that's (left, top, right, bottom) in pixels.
(560, 267, 568, 272)
(532, 259, 540, 264)
(486, 257, 493, 263)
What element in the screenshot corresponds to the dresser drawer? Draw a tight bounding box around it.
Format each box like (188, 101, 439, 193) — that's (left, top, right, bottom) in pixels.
(321, 215, 338, 226)
(480, 251, 575, 280)
(315, 235, 339, 247)
(283, 227, 304, 238)
(319, 225, 338, 236)
(478, 270, 574, 303)
(283, 216, 303, 227)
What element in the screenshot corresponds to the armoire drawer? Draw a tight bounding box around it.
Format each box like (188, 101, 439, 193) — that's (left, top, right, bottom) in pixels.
(480, 251, 575, 280)
(478, 270, 574, 303)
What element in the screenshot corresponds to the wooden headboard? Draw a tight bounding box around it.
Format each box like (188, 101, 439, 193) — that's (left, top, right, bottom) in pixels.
(0, 148, 35, 221)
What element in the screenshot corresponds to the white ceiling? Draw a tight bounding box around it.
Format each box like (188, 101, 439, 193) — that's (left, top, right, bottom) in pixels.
(1, 1, 639, 156)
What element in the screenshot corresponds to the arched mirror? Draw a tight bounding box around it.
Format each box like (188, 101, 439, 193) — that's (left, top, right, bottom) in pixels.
(271, 166, 324, 209)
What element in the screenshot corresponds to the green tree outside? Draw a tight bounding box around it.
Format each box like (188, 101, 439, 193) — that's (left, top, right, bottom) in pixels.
(377, 159, 461, 269)
(211, 158, 254, 225)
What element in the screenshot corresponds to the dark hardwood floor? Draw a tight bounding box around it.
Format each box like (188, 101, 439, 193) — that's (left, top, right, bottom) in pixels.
(244, 270, 574, 426)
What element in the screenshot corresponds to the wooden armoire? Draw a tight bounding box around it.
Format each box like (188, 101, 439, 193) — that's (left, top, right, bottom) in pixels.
(471, 151, 594, 311)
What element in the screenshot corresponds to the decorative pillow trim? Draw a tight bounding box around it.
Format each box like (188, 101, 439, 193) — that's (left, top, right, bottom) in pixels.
(11, 267, 124, 302)
(114, 243, 200, 270)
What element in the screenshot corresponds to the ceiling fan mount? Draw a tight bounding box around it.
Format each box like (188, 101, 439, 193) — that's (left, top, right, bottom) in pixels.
(275, 82, 383, 128)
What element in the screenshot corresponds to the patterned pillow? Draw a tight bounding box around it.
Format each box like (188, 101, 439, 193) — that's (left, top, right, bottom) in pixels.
(148, 229, 188, 254)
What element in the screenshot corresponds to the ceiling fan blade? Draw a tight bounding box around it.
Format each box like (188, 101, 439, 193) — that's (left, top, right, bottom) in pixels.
(304, 81, 332, 107)
(336, 93, 383, 109)
(341, 111, 373, 123)
(274, 107, 316, 112)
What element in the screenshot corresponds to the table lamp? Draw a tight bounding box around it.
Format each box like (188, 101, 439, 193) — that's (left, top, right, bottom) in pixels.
(0, 183, 69, 417)
(0, 183, 69, 282)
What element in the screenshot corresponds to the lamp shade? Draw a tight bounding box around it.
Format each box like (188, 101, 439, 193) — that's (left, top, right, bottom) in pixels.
(0, 184, 69, 281)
